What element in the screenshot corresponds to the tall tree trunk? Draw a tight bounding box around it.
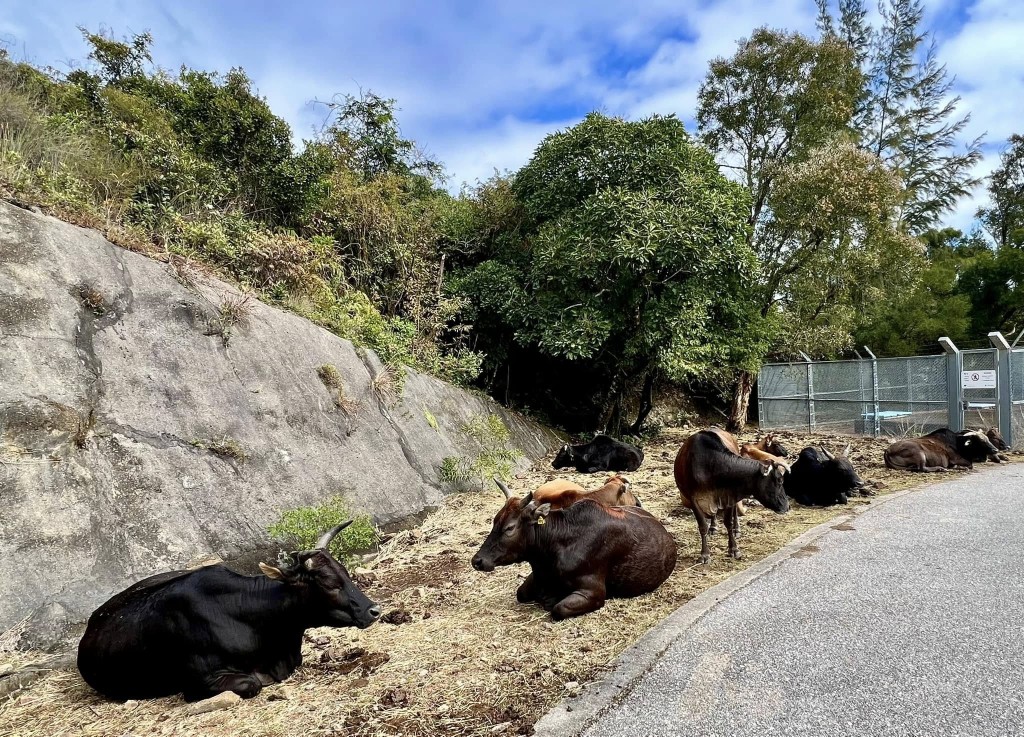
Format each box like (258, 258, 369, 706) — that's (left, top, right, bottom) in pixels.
(628, 372, 656, 435)
(726, 370, 754, 432)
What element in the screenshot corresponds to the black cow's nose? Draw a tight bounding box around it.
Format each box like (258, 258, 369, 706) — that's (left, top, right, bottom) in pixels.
(471, 556, 483, 571)
(368, 605, 381, 620)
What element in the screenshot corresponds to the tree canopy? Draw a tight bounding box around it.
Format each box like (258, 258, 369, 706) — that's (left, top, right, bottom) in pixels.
(0, 23, 1016, 434)
(452, 113, 765, 431)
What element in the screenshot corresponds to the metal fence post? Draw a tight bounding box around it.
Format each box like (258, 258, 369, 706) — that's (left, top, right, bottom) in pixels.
(863, 346, 880, 438)
(799, 351, 815, 433)
(989, 332, 1012, 441)
(939, 337, 962, 431)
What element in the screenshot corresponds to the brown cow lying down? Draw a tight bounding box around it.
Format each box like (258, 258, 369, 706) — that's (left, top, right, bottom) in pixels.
(884, 428, 1000, 472)
(532, 474, 641, 510)
(471, 480, 676, 619)
(740, 432, 792, 469)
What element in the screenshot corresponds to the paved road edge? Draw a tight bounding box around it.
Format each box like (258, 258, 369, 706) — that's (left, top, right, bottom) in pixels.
(532, 484, 925, 737)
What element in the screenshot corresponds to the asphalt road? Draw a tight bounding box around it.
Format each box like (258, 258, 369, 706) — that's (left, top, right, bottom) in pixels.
(582, 463, 1024, 737)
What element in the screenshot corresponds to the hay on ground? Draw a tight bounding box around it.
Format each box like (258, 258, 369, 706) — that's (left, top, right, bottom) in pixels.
(1, 428, 976, 737)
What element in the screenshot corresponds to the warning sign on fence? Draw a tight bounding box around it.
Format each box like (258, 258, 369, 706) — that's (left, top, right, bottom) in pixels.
(961, 370, 997, 389)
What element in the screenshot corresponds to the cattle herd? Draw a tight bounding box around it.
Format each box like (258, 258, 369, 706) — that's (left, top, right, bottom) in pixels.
(76, 427, 1011, 703)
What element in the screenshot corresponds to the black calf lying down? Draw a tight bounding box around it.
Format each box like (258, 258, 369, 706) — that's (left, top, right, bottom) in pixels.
(77, 524, 380, 701)
(785, 445, 868, 506)
(553, 434, 644, 473)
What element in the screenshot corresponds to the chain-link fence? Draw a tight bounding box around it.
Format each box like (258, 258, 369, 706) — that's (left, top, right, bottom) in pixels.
(1012, 349, 1024, 449)
(759, 354, 948, 438)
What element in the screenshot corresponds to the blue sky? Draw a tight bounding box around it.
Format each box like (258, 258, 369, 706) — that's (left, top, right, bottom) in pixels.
(2, 0, 1021, 229)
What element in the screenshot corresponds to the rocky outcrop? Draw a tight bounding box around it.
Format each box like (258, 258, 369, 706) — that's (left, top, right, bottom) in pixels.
(0, 202, 557, 649)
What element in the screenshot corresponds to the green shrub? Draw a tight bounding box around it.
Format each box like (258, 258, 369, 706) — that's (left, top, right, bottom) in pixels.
(267, 496, 378, 564)
(437, 413, 520, 491)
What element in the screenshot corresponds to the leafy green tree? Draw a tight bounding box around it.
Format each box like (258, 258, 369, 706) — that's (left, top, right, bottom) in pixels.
(959, 246, 1024, 335)
(817, 0, 982, 233)
(853, 228, 974, 355)
(697, 28, 920, 428)
(315, 91, 442, 182)
(453, 113, 765, 432)
(978, 134, 1024, 249)
(78, 27, 153, 86)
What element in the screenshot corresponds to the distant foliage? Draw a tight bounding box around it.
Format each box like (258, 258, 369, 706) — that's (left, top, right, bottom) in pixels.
(268, 496, 378, 565)
(0, 30, 479, 387)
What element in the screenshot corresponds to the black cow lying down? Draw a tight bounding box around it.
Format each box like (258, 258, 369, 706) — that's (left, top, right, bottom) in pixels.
(785, 445, 868, 507)
(553, 434, 644, 473)
(77, 524, 380, 701)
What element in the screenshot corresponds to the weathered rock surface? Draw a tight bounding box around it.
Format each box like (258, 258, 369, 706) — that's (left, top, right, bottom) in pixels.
(0, 202, 558, 649)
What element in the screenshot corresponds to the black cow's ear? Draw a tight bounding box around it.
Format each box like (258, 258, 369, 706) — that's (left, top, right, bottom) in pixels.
(532, 503, 551, 522)
(259, 562, 286, 580)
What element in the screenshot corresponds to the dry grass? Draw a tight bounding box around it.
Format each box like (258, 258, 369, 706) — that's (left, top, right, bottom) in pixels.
(199, 291, 254, 347)
(370, 364, 402, 407)
(0, 428, 964, 737)
(316, 364, 361, 416)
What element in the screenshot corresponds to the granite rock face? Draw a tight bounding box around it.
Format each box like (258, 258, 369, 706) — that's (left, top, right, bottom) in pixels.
(0, 202, 557, 649)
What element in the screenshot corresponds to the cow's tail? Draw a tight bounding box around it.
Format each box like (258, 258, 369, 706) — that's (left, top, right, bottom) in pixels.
(883, 448, 896, 470)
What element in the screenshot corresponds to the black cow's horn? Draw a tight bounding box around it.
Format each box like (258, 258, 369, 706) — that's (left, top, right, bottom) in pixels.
(494, 477, 513, 500)
(842, 443, 852, 458)
(820, 446, 835, 461)
(315, 520, 353, 550)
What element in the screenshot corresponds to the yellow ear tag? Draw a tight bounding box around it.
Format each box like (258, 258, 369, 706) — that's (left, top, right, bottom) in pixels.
(536, 516, 546, 525)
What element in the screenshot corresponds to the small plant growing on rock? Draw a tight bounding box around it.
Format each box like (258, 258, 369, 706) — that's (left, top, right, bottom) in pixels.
(370, 363, 403, 407)
(439, 456, 470, 488)
(268, 496, 378, 565)
(192, 435, 247, 461)
(316, 364, 360, 415)
(76, 284, 108, 315)
(205, 292, 253, 346)
(438, 413, 520, 491)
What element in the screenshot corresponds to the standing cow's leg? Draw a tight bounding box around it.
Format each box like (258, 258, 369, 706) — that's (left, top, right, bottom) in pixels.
(551, 575, 607, 620)
(730, 503, 740, 541)
(725, 505, 741, 559)
(692, 506, 712, 564)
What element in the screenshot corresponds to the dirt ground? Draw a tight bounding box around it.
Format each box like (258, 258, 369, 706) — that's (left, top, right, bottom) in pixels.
(0, 427, 994, 737)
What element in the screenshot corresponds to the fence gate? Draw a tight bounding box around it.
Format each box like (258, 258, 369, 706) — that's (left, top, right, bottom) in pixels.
(960, 348, 999, 432)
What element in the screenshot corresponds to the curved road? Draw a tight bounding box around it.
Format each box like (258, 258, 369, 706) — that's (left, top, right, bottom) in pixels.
(548, 462, 1024, 737)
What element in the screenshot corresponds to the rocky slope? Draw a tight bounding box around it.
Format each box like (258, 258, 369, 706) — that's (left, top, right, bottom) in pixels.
(0, 201, 557, 649)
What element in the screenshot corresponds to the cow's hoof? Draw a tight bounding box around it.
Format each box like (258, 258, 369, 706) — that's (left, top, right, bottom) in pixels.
(730, 551, 742, 560)
(699, 554, 711, 565)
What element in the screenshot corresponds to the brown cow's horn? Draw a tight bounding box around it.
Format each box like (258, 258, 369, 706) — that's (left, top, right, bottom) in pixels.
(494, 477, 513, 500)
(315, 520, 353, 551)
